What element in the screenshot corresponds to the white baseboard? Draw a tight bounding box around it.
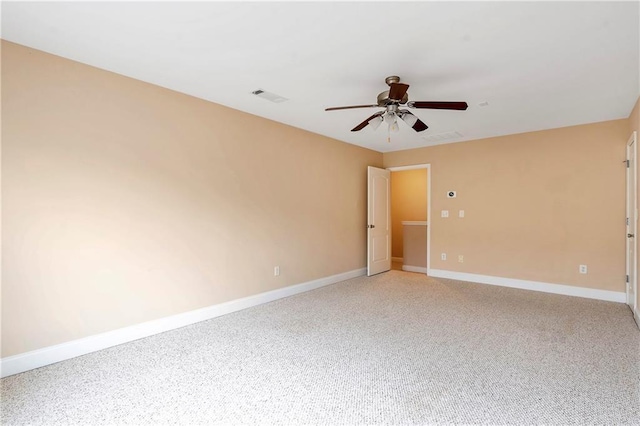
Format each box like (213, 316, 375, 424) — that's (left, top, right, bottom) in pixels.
(391, 257, 403, 263)
(402, 265, 428, 274)
(1, 268, 366, 378)
(428, 269, 626, 303)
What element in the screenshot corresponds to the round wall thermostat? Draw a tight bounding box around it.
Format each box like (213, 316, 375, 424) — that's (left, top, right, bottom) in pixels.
(447, 191, 457, 198)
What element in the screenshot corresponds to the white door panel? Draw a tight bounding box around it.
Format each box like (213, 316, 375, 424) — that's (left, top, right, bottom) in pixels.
(626, 131, 638, 325)
(368, 166, 390, 276)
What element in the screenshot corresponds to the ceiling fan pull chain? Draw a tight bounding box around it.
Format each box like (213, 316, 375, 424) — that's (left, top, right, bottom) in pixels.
(387, 125, 391, 143)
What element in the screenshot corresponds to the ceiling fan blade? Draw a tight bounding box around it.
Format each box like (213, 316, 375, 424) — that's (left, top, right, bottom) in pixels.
(388, 83, 410, 101)
(351, 112, 384, 132)
(399, 110, 428, 132)
(325, 104, 379, 111)
(408, 101, 468, 110)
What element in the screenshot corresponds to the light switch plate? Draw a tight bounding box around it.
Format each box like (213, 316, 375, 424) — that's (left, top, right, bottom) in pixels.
(441, 210, 449, 218)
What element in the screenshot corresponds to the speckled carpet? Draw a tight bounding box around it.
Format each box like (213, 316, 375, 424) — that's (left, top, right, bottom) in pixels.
(2, 270, 639, 425)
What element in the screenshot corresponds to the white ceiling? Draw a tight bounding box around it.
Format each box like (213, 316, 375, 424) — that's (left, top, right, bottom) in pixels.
(2, 1, 639, 153)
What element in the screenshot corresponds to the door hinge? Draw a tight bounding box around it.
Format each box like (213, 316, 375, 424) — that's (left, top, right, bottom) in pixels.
(626, 275, 629, 283)
(627, 217, 630, 226)
(626, 159, 630, 168)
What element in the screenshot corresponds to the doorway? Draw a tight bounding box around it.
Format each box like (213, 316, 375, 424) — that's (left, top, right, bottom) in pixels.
(388, 164, 431, 274)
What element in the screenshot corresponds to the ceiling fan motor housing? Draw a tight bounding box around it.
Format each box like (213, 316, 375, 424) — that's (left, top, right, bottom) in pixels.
(377, 91, 409, 106)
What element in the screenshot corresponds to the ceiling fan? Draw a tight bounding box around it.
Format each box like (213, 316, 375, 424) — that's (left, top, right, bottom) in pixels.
(325, 76, 468, 133)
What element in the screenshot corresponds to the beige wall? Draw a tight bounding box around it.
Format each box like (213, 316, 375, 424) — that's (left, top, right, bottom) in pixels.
(630, 96, 640, 138)
(1, 41, 383, 357)
(384, 120, 629, 291)
(402, 224, 428, 268)
(390, 169, 428, 258)
(2, 38, 636, 358)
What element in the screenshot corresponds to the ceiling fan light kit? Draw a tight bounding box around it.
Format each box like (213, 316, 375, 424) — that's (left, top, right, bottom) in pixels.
(368, 115, 383, 130)
(326, 76, 468, 140)
(400, 111, 418, 127)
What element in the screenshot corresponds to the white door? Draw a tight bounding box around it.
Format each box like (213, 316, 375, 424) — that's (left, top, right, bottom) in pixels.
(626, 131, 637, 315)
(367, 166, 391, 276)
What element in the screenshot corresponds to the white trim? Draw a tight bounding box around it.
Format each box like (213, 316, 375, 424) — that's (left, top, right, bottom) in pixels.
(387, 164, 431, 272)
(387, 165, 429, 172)
(428, 269, 626, 303)
(391, 257, 403, 263)
(401, 221, 428, 226)
(402, 265, 428, 274)
(0, 268, 367, 378)
(427, 166, 431, 272)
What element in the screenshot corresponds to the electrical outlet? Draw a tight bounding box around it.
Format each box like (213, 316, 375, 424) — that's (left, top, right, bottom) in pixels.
(579, 265, 587, 274)
(458, 255, 464, 263)
(274, 266, 280, 276)
(441, 253, 447, 261)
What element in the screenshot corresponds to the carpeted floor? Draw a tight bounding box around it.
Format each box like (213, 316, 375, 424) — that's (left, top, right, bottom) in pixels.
(2, 270, 639, 425)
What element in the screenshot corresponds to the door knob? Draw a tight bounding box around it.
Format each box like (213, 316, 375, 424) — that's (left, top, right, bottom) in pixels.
(628, 234, 635, 238)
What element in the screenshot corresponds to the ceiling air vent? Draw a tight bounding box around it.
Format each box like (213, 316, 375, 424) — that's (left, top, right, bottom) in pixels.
(422, 131, 463, 143)
(251, 89, 288, 103)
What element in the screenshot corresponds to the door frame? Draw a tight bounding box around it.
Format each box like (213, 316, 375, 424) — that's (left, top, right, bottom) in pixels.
(387, 164, 432, 273)
(626, 131, 638, 324)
